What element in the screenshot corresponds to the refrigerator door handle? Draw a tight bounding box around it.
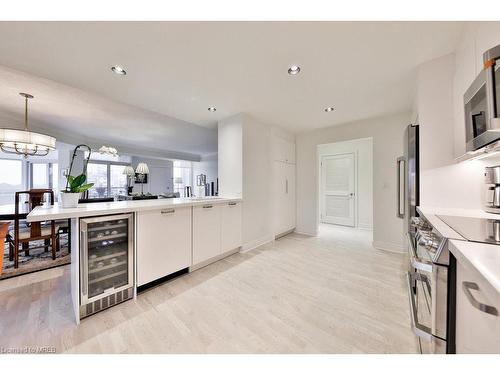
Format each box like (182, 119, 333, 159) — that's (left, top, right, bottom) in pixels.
(397, 156, 406, 218)
(80, 229, 88, 297)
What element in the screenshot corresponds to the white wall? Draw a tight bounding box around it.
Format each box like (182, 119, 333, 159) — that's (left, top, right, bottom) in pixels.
(296, 112, 410, 252)
(218, 114, 243, 197)
(317, 137, 373, 230)
(242, 115, 274, 249)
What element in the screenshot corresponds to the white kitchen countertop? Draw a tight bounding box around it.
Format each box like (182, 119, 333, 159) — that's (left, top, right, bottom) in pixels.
(449, 239, 500, 297)
(417, 206, 500, 220)
(27, 196, 242, 222)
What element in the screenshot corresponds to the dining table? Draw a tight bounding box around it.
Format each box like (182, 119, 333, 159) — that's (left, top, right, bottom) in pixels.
(0, 204, 30, 221)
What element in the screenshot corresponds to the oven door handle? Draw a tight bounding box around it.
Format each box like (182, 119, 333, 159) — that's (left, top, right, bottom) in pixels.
(407, 232, 433, 273)
(406, 272, 433, 342)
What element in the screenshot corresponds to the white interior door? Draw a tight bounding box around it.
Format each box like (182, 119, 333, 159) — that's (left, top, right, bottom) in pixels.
(321, 153, 356, 227)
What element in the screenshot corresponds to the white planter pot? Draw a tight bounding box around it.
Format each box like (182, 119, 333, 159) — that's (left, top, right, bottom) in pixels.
(60, 192, 81, 208)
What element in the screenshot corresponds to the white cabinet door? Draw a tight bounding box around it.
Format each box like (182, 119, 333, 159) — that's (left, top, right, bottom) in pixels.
(285, 162, 296, 230)
(193, 204, 222, 265)
(221, 201, 242, 253)
(273, 161, 296, 236)
(456, 260, 500, 353)
(273, 137, 296, 164)
(136, 207, 192, 286)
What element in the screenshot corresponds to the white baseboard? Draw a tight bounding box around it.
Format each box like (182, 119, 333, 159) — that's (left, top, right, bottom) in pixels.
(372, 240, 405, 253)
(293, 229, 317, 237)
(294, 226, 318, 237)
(357, 223, 373, 231)
(241, 234, 275, 252)
(189, 247, 240, 272)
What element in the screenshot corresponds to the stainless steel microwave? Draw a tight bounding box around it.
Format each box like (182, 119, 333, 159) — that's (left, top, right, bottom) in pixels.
(464, 44, 500, 152)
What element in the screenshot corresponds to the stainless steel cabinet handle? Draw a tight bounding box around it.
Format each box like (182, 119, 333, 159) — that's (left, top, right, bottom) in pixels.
(406, 272, 433, 341)
(228, 202, 237, 206)
(285, 179, 288, 194)
(462, 281, 498, 316)
(80, 230, 88, 296)
(406, 233, 433, 273)
(203, 205, 213, 209)
(396, 156, 405, 219)
(161, 209, 175, 214)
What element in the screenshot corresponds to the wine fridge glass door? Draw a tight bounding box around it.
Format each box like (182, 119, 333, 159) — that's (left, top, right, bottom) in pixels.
(80, 213, 134, 305)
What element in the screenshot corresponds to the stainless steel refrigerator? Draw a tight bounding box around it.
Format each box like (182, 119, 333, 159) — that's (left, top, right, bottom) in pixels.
(397, 124, 420, 241)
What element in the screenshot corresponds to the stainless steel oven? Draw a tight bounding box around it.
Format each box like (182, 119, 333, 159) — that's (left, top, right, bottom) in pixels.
(464, 44, 500, 152)
(406, 217, 449, 354)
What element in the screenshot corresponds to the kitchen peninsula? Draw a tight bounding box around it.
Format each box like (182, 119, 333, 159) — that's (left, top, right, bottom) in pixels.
(27, 197, 242, 324)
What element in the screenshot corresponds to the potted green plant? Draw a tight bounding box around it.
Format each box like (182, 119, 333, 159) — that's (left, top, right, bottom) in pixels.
(61, 173, 94, 208)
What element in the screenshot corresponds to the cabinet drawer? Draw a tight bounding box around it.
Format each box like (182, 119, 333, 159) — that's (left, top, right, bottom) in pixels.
(137, 207, 192, 286)
(221, 201, 242, 253)
(192, 204, 222, 265)
(456, 260, 500, 353)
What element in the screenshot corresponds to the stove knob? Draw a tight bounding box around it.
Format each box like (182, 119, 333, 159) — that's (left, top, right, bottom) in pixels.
(418, 234, 430, 247)
(426, 239, 439, 250)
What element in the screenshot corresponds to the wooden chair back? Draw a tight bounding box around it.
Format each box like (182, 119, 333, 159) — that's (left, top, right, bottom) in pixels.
(14, 189, 55, 239)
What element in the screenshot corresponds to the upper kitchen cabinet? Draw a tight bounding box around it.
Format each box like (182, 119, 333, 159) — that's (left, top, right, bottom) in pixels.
(416, 53, 456, 171)
(273, 136, 296, 164)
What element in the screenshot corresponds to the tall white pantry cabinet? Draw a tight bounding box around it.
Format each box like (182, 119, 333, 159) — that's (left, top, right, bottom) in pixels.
(272, 136, 296, 237)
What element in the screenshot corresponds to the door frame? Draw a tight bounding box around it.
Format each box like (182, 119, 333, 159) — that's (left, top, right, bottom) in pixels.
(319, 151, 358, 227)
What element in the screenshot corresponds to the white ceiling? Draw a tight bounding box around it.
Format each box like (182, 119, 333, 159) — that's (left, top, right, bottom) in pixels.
(0, 22, 464, 154)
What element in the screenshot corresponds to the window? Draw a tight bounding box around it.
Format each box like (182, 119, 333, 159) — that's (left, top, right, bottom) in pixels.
(32, 163, 48, 188)
(173, 160, 192, 197)
(110, 164, 128, 197)
(0, 159, 24, 205)
(86, 162, 129, 198)
(87, 163, 108, 198)
(29, 162, 59, 199)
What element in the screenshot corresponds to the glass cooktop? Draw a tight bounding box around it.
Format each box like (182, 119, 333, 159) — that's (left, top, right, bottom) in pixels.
(437, 215, 500, 245)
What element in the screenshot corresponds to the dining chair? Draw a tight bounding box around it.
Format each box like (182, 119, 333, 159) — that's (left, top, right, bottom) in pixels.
(6, 189, 60, 268)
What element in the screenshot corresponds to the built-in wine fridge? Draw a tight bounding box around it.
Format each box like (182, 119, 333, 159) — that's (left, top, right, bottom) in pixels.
(79, 213, 134, 319)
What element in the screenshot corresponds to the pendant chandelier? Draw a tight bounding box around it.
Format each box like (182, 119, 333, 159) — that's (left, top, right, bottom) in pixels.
(0, 93, 56, 157)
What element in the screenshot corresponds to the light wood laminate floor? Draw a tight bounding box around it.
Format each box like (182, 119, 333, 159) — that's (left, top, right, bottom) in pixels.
(0, 225, 418, 353)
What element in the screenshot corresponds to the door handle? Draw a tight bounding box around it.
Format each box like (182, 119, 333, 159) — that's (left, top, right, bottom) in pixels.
(396, 156, 405, 219)
(203, 205, 213, 209)
(161, 209, 175, 214)
(406, 233, 433, 273)
(406, 272, 433, 342)
(285, 179, 288, 194)
(462, 281, 498, 316)
(80, 230, 88, 296)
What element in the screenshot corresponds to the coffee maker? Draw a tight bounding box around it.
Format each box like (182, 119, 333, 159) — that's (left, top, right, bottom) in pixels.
(485, 165, 500, 213)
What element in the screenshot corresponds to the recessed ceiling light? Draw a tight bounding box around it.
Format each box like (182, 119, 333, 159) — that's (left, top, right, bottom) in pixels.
(111, 66, 127, 75)
(288, 65, 301, 75)
(208, 107, 217, 112)
(324, 107, 334, 112)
